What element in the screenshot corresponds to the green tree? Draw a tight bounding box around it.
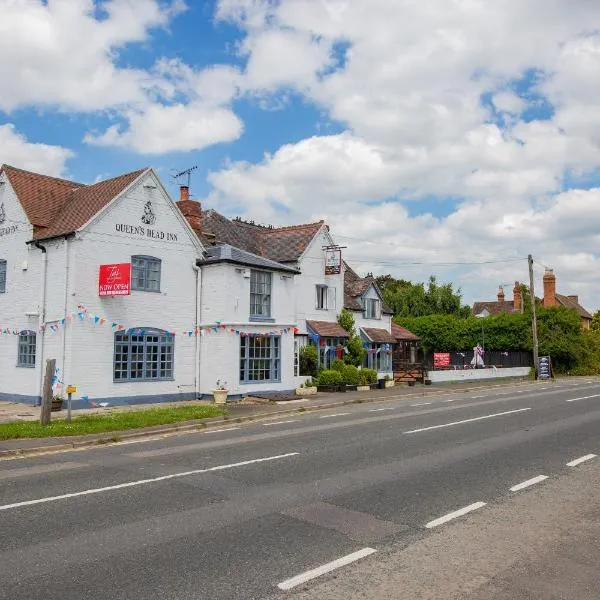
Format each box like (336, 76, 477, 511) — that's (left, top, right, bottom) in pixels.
(337, 308, 365, 367)
(299, 344, 318, 377)
(591, 310, 600, 333)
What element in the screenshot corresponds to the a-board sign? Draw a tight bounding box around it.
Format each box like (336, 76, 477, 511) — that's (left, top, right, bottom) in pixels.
(538, 356, 552, 380)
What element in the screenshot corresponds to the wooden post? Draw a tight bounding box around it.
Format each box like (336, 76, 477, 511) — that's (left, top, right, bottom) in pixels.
(40, 358, 56, 426)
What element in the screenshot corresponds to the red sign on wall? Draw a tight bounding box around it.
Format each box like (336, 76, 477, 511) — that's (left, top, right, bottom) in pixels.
(99, 263, 131, 297)
(433, 352, 451, 369)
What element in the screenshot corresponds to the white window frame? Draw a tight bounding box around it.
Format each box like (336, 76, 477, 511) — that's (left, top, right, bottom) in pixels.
(316, 284, 328, 310)
(131, 256, 161, 292)
(250, 270, 272, 319)
(364, 298, 381, 319)
(17, 332, 36, 368)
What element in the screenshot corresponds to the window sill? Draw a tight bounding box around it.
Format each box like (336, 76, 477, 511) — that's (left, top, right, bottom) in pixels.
(113, 378, 175, 383)
(17, 364, 36, 369)
(130, 289, 162, 294)
(240, 380, 282, 385)
(249, 316, 275, 323)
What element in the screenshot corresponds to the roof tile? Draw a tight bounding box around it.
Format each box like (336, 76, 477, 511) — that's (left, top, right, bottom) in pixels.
(391, 323, 420, 341)
(361, 327, 396, 343)
(306, 320, 349, 338)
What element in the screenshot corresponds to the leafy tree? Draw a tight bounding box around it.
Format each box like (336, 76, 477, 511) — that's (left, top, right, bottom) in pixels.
(337, 309, 365, 367)
(299, 344, 318, 377)
(591, 310, 600, 333)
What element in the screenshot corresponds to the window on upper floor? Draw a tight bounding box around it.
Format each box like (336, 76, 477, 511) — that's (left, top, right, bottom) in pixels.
(364, 298, 381, 319)
(316, 285, 336, 310)
(17, 332, 36, 368)
(240, 335, 281, 383)
(114, 328, 174, 382)
(0, 260, 6, 293)
(250, 270, 272, 319)
(131, 256, 161, 292)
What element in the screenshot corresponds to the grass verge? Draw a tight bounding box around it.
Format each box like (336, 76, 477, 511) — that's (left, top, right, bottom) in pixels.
(0, 405, 227, 441)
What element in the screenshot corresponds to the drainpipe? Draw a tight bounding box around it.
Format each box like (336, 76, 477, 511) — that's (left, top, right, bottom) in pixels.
(193, 263, 202, 398)
(33, 240, 47, 406)
(60, 237, 71, 397)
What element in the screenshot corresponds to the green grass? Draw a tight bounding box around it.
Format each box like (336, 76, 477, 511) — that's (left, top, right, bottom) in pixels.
(0, 405, 227, 441)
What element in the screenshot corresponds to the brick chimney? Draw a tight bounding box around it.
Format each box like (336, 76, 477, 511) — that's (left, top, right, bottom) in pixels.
(497, 286, 505, 302)
(513, 281, 521, 312)
(179, 185, 190, 202)
(543, 269, 557, 307)
(177, 199, 202, 238)
(568, 294, 579, 304)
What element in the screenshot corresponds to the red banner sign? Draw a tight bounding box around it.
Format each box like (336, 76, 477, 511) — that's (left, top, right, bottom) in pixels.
(99, 263, 131, 297)
(433, 352, 451, 368)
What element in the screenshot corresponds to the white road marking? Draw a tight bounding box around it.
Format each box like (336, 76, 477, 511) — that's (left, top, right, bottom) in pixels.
(566, 394, 600, 403)
(471, 395, 485, 399)
(567, 454, 597, 467)
(443, 399, 456, 402)
(369, 407, 396, 412)
(410, 402, 432, 407)
(403, 407, 531, 434)
(425, 502, 486, 529)
(262, 420, 299, 426)
(319, 413, 351, 419)
(277, 548, 377, 590)
(0, 452, 299, 512)
(276, 399, 307, 404)
(510, 475, 549, 492)
(202, 427, 240, 434)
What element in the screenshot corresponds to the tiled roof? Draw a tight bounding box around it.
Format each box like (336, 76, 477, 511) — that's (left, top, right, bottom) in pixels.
(197, 244, 300, 274)
(306, 320, 350, 338)
(472, 301, 517, 316)
(198, 210, 324, 263)
(391, 323, 420, 341)
(1, 164, 146, 240)
(361, 327, 396, 343)
(343, 263, 393, 314)
(555, 294, 592, 320)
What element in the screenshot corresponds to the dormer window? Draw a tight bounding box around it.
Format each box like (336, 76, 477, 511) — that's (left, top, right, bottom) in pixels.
(364, 298, 381, 319)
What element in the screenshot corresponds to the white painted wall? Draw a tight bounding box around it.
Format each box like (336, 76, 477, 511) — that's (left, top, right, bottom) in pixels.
(198, 262, 297, 395)
(352, 284, 393, 332)
(294, 227, 344, 334)
(47, 171, 203, 404)
(428, 367, 531, 382)
(0, 176, 43, 402)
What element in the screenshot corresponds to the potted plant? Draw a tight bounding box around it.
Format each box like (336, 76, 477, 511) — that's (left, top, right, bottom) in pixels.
(295, 380, 318, 396)
(212, 379, 229, 405)
(384, 375, 395, 388)
(51, 394, 63, 412)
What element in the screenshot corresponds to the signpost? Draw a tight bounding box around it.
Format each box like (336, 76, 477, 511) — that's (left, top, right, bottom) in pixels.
(324, 249, 342, 275)
(99, 263, 131, 297)
(538, 356, 552, 381)
(66, 385, 77, 423)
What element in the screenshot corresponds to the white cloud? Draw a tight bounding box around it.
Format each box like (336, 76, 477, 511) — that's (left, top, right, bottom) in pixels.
(0, 124, 73, 176)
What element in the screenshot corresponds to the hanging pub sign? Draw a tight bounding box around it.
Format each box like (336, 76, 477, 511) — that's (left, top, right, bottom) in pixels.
(433, 352, 451, 369)
(99, 263, 131, 297)
(325, 249, 342, 275)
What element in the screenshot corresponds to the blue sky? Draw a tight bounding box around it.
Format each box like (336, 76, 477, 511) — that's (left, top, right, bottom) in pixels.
(1, 0, 600, 308)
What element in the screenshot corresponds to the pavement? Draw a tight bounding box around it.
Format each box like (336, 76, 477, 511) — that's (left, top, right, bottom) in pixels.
(0, 377, 534, 456)
(0, 376, 599, 599)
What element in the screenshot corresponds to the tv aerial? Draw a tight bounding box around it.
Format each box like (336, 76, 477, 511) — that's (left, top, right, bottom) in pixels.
(172, 165, 198, 188)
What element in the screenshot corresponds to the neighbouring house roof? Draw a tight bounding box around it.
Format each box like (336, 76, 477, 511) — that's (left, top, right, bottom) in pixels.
(199, 210, 325, 263)
(1, 164, 147, 240)
(555, 293, 593, 320)
(391, 323, 420, 341)
(472, 300, 518, 317)
(343, 262, 393, 314)
(361, 327, 397, 344)
(306, 320, 350, 338)
(197, 244, 300, 274)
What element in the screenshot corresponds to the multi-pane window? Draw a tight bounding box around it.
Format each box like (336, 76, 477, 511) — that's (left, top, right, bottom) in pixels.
(365, 344, 392, 372)
(17, 332, 36, 368)
(250, 270, 272, 318)
(0, 260, 6, 293)
(131, 256, 161, 292)
(240, 336, 281, 383)
(364, 298, 381, 319)
(114, 329, 174, 381)
(316, 285, 328, 310)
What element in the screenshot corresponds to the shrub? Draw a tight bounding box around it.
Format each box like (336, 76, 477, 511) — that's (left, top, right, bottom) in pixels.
(331, 359, 346, 372)
(361, 368, 378, 384)
(358, 370, 371, 386)
(345, 335, 366, 367)
(299, 344, 318, 377)
(342, 365, 360, 385)
(316, 370, 343, 386)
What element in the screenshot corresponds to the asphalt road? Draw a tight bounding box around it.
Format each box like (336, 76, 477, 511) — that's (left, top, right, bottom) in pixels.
(1, 378, 599, 599)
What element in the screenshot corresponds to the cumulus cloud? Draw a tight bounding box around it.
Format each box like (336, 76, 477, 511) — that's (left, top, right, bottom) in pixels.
(204, 0, 600, 309)
(0, 124, 73, 176)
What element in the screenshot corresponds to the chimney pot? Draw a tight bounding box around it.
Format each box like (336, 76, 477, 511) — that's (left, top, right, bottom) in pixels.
(180, 185, 189, 202)
(497, 286, 505, 302)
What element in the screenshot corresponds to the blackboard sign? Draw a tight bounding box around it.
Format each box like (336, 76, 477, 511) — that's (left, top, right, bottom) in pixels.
(538, 356, 552, 380)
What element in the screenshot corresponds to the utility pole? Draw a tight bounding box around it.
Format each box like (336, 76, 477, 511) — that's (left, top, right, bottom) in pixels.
(528, 255, 539, 379)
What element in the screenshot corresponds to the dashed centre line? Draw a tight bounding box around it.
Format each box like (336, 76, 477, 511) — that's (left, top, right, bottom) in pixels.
(566, 394, 600, 403)
(425, 502, 486, 528)
(369, 407, 396, 412)
(411, 402, 432, 407)
(277, 548, 377, 590)
(319, 413, 351, 419)
(567, 454, 597, 467)
(262, 420, 299, 427)
(403, 407, 531, 434)
(510, 475, 548, 492)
